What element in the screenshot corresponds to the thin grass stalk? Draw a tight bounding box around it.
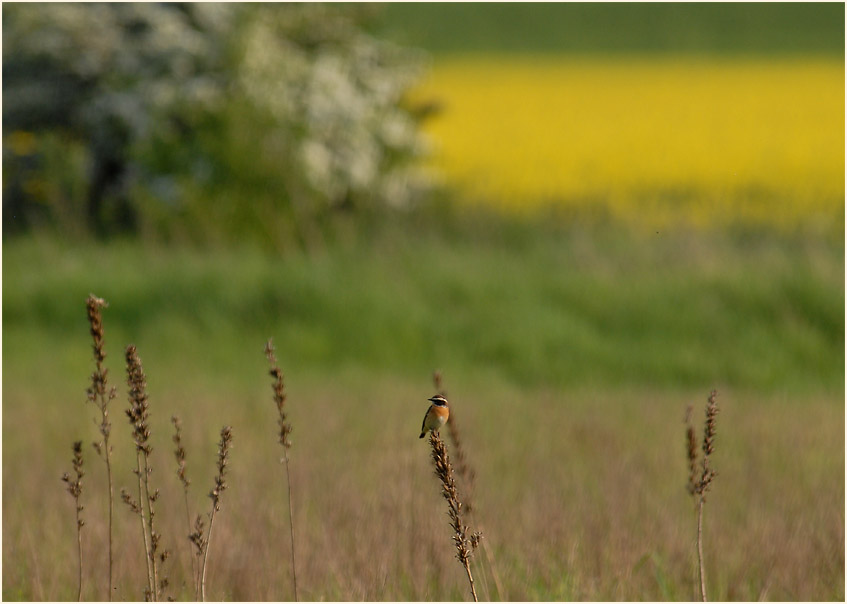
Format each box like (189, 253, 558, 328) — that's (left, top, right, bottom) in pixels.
(200, 426, 232, 602)
(124, 344, 154, 600)
(463, 556, 478, 603)
(199, 518, 216, 602)
(428, 430, 481, 602)
(265, 339, 298, 601)
(188, 515, 206, 599)
(283, 459, 297, 600)
(472, 519, 501, 600)
(685, 390, 719, 603)
(85, 295, 115, 600)
(125, 344, 170, 601)
(138, 460, 155, 599)
(434, 371, 503, 601)
(62, 441, 86, 601)
(697, 498, 706, 602)
(123, 452, 154, 599)
(171, 416, 199, 599)
(141, 452, 160, 600)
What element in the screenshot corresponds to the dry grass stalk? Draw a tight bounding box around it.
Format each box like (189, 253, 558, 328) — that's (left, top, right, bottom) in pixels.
(188, 514, 206, 597)
(85, 294, 116, 600)
(123, 345, 170, 601)
(62, 441, 86, 601)
(172, 415, 199, 600)
(265, 339, 298, 601)
(433, 371, 503, 601)
(198, 425, 233, 602)
(685, 390, 720, 602)
(428, 430, 482, 602)
(433, 372, 476, 510)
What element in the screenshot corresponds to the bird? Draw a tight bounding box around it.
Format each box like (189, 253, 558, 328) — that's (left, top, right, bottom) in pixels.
(419, 394, 450, 438)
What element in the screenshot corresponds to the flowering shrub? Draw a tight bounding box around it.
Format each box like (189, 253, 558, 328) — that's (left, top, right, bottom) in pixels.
(3, 4, 429, 246)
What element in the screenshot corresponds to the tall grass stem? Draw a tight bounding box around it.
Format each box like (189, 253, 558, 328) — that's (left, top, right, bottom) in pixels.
(697, 498, 706, 602)
(428, 430, 481, 602)
(172, 416, 199, 599)
(85, 295, 115, 600)
(125, 344, 169, 601)
(62, 441, 85, 601)
(686, 390, 719, 602)
(434, 371, 503, 600)
(200, 426, 232, 602)
(265, 339, 298, 601)
(283, 458, 298, 601)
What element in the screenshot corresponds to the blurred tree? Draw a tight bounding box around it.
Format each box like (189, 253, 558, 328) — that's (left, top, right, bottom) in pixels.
(2, 3, 429, 248)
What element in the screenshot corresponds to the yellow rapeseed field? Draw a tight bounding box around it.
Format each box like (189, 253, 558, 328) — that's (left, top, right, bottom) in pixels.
(413, 56, 844, 230)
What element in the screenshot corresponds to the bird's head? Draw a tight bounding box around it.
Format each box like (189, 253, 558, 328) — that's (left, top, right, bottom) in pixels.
(428, 394, 449, 407)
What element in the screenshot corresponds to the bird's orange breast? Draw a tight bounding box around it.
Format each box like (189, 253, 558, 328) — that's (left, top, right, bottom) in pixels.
(430, 405, 449, 420)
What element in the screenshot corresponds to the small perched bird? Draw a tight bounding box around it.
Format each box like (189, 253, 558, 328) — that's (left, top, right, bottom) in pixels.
(419, 394, 450, 438)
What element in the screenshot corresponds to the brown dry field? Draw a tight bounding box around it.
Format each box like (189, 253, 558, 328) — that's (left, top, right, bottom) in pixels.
(3, 371, 843, 601)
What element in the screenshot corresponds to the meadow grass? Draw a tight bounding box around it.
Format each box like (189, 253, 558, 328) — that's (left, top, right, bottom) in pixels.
(2, 216, 843, 600)
(411, 56, 844, 232)
(2, 375, 842, 600)
(3, 216, 842, 396)
(378, 3, 845, 56)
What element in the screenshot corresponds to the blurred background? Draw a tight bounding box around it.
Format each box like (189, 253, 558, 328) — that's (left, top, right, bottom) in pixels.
(3, 3, 844, 601)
